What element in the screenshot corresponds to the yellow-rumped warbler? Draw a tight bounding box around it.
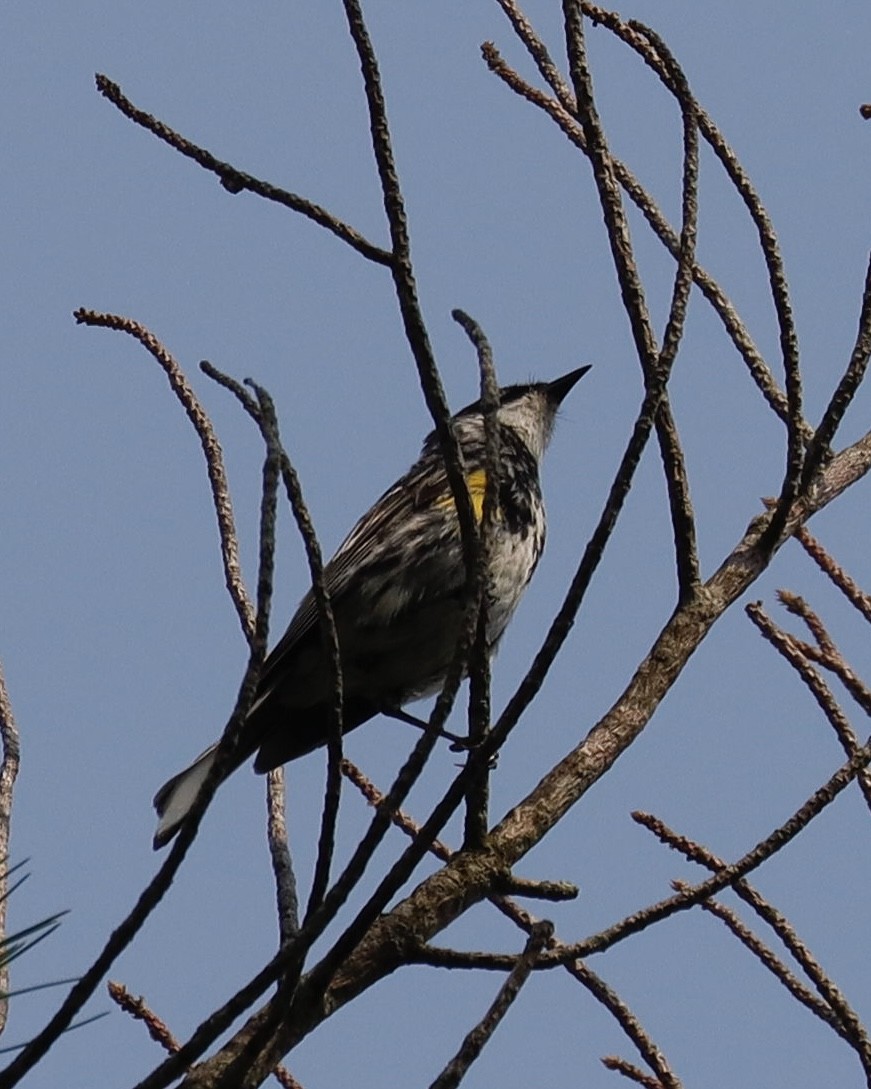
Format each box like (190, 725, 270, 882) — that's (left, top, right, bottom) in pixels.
(153, 366, 589, 847)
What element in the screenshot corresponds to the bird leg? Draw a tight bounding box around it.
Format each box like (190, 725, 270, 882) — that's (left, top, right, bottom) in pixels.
(379, 706, 475, 751)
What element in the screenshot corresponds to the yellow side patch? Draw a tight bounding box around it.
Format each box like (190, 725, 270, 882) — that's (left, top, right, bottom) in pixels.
(435, 467, 489, 522)
(466, 468, 487, 522)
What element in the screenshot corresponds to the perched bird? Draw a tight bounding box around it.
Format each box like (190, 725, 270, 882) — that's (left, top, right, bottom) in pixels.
(152, 366, 590, 848)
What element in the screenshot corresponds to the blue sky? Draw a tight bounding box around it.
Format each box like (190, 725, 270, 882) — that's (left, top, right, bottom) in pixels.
(3, 2, 871, 1086)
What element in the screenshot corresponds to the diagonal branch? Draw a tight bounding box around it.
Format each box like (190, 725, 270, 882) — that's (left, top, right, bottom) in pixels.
(577, 5, 804, 531)
(574, 964, 683, 1089)
(636, 813, 871, 1060)
(162, 418, 871, 1089)
(562, 4, 658, 376)
(451, 309, 501, 849)
(746, 600, 871, 810)
(793, 525, 871, 624)
(93, 75, 392, 267)
(339, 0, 479, 570)
(0, 665, 21, 1035)
(802, 251, 871, 485)
(640, 27, 701, 599)
(480, 39, 807, 438)
(75, 311, 255, 642)
(0, 346, 279, 1088)
(427, 922, 552, 1089)
(285, 427, 871, 1034)
(560, 8, 699, 601)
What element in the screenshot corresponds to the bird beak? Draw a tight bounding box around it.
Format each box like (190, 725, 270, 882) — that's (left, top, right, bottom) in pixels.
(547, 365, 592, 404)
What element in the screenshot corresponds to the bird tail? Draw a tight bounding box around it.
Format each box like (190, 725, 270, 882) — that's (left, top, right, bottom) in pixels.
(152, 744, 221, 850)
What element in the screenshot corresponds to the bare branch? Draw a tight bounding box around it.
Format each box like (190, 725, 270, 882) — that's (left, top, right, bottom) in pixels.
(340, 759, 454, 862)
(573, 5, 803, 544)
(344, 765, 678, 1089)
(633, 812, 871, 1059)
(793, 525, 871, 623)
(492, 876, 578, 902)
(556, 737, 871, 965)
(558, 11, 700, 609)
(198, 363, 340, 928)
(680, 893, 858, 1047)
(248, 387, 344, 925)
(480, 40, 806, 437)
(93, 75, 393, 267)
(770, 595, 871, 717)
(0, 334, 280, 1089)
(493, 0, 575, 107)
(265, 771, 299, 944)
(601, 1055, 671, 1089)
(639, 27, 701, 599)
(744, 602, 871, 810)
(339, 0, 479, 568)
(427, 922, 553, 1089)
(803, 251, 871, 484)
(451, 308, 501, 849)
(0, 665, 21, 1034)
(108, 982, 181, 1056)
(108, 983, 304, 1089)
(572, 964, 683, 1089)
(75, 311, 255, 642)
(562, 5, 658, 375)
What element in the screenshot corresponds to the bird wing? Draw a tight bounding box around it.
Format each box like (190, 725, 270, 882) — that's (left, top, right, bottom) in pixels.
(254, 454, 464, 699)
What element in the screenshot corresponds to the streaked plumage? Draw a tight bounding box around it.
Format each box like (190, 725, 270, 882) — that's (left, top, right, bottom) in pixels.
(153, 367, 589, 847)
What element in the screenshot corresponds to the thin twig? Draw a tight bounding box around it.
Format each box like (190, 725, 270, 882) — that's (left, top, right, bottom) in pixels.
(776, 590, 836, 654)
(802, 251, 871, 485)
(769, 595, 871, 718)
(572, 963, 682, 1089)
(244, 388, 306, 944)
(635, 812, 871, 1059)
(246, 384, 343, 925)
(0, 448, 276, 1088)
(571, 6, 803, 546)
(677, 893, 855, 1044)
(451, 309, 500, 849)
(562, 6, 659, 376)
(416, 945, 683, 1086)
(197, 367, 307, 941)
(0, 666, 21, 1034)
(343, 760, 579, 913)
(340, 759, 454, 862)
(601, 1055, 669, 1089)
(745, 602, 871, 809)
(427, 922, 553, 1089)
(492, 875, 578, 902)
(108, 982, 303, 1088)
(265, 771, 299, 943)
(75, 311, 255, 642)
(793, 525, 871, 623)
(339, 0, 479, 570)
(547, 733, 871, 965)
(493, 0, 576, 107)
(638, 27, 701, 600)
(571, 8, 706, 606)
(108, 982, 181, 1054)
(93, 75, 392, 267)
(480, 39, 805, 437)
